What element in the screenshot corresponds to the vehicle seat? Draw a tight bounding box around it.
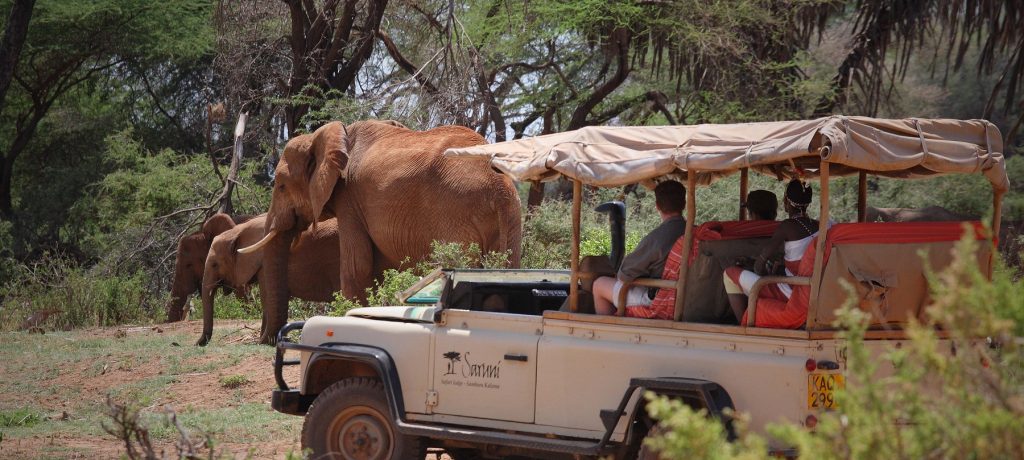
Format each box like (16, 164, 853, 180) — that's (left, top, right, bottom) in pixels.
(749, 221, 990, 329)
(633, 220, 779, 322)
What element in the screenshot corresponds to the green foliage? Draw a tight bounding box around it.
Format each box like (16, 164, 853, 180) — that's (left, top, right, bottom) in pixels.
(579, 226, 645, 258)
(1002, 155, 1024, 222)
(0, 408, 43, 428)
(427, 241, 512, 270)
(365, 268, 421, 307)
(645, 233, 1024, 459)
(643, 394, 764, 460)
(213, 289, 262, 321)
(0, 220, 17, 286)
(218, 375, 249, 389)
(0, 256, 150, 331)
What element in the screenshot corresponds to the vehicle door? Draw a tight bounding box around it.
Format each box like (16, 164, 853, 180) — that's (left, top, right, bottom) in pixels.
(431, 309, 541, 423)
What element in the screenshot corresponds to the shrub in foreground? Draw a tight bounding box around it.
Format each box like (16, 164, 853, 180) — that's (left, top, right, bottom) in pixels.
(646, 234, 1024, 459)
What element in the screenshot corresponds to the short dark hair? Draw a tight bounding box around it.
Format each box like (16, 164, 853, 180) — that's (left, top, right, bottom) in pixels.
(745, 190, 778, 220)
(654, 180, 686, 214)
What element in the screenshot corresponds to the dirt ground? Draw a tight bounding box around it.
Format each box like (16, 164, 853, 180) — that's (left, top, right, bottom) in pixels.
(0, 320, 305, 459)
(0, 319, 457, 460)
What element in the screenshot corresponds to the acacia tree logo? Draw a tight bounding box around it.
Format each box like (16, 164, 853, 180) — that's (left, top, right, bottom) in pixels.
(443, 351, 461, 375)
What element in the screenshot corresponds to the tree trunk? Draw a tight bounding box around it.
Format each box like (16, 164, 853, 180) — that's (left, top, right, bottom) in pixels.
(217, 112, 247, 214)
(0, 156, 13, 218)
(1, 104, 49, 218)
(0, 0, 35, 115)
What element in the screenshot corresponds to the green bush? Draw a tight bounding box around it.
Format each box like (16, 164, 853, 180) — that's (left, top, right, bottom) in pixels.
(644, 234, 1024, 459)
(218, 375, 249, 389)
(212, 287, 262, 320)
(0, 407, 43, 428)
(0, 255, 151, 331)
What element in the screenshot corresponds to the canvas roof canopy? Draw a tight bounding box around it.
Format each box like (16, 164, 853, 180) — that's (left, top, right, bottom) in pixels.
(444, 116, 1008, 193)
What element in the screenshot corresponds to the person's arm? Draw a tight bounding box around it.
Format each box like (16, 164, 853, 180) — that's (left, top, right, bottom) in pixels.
(753, 223, 789, 275)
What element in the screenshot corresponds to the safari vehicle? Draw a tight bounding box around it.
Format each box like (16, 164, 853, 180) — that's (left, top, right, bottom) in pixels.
(269, 116, 1008, 459)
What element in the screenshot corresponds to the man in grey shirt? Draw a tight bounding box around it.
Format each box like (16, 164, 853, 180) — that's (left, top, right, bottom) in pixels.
(593, 180, 687, 315)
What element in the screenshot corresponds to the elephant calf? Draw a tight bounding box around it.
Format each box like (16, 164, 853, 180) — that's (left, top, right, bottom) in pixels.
(196, 215, 341, 346)
(166, 213, 254, 322)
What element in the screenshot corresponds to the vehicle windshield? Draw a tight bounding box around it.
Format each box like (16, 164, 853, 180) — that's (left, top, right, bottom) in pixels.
(399, 269, 572, 305)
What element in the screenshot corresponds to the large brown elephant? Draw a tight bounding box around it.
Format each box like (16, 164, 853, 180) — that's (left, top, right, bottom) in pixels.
(165, 213, 254, 322)
(197, 215, 341, 346)
(240, 120, 522, 344)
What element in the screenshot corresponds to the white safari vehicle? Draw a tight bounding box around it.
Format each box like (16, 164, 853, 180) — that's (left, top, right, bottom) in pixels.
(270, 116, 1008, 459)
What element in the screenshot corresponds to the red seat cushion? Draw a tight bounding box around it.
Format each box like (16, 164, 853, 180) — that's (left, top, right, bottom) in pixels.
(750, 221, 987, 329)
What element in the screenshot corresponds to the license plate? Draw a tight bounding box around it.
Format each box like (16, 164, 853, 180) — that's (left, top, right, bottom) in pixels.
(807, 373, 844, 409)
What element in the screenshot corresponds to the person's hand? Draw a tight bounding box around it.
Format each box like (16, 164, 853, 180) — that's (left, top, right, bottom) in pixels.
(758, 257, 786, 276)
(734, 256, 755, 271)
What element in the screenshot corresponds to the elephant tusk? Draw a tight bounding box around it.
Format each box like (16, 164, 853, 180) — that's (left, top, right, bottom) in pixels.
(237, 230, 278, 254)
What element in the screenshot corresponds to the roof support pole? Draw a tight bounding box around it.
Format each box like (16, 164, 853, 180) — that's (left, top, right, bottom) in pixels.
(672, 170, 698, 322)
(569, 179, 582, 313)
(857, 171, 867, 222)
(991, 189, 1003, 276)
(806, 158, 830, 329)
(739, 168, 749, 220)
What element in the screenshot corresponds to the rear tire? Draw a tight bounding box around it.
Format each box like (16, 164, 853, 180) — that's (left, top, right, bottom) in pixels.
(636, 423, 667, 460)
(302, 377, 423, 460)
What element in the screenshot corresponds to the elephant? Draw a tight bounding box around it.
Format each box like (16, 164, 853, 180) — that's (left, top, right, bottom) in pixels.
(866, 206, 973, 222)
(197, 214, 341, 346)
(165, 213, 254, 322)
(239, 120, 522, 344)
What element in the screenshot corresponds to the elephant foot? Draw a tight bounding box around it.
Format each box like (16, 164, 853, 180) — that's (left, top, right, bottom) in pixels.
(257, 330, 277, 346)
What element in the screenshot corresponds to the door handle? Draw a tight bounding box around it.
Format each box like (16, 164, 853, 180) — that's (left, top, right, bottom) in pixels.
(503, 353, 528, 362)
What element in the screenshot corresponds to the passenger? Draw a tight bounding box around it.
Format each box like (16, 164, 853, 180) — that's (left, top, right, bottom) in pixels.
(744, 190, 778, 221)
(593, 180, 687, 316)
(723, 180, 818, 324)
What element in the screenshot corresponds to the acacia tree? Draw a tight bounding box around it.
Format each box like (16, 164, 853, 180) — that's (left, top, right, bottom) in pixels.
(812, 0, 1024, 144)
(0, 0, 212, 219)
(0, 0, 34, 115)
(277, 0, 390, 132)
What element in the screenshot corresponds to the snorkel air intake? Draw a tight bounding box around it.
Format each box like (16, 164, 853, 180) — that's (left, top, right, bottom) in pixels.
(595, 201, 626, 271)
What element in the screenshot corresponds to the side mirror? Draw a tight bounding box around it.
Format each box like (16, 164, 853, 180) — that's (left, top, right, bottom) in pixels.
(594, 201, 626, 271)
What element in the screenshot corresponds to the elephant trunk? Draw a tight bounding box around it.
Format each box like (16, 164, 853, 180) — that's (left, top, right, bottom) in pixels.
(257, 228, 296, 345)
(165, 275, 198, 323)
(196, 267, 218, 346)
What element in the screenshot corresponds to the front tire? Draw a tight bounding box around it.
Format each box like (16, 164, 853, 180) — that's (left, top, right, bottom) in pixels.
(302, 377, 423, 460)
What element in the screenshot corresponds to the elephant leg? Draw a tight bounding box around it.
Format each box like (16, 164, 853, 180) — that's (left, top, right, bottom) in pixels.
(337, 218, 374, 305)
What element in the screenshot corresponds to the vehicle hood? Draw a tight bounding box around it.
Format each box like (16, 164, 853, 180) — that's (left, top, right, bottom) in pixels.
(344, 306, 437, 323)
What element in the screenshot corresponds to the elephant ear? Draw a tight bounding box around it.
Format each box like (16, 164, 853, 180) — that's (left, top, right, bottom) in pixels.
(202, 213, 236, 240)
(308, 122, 348, 221)
(229, 234, 261, 285)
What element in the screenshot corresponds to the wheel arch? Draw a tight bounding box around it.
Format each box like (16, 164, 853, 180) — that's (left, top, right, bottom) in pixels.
(621, 377, 737, 452)
(304, 357, 380, 395)
(276, 338, 407, 420)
